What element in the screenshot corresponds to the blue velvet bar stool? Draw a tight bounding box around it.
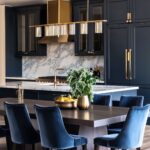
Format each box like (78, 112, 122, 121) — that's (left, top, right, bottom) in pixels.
(93, 94, 112, 106)
(108, 95, 144, 134)
(4, 102, 40, 150)
(94, 105, 150, 150)
(34, 105, 88, 150)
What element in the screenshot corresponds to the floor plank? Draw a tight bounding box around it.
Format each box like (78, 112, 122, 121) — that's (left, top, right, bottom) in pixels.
(0, 125, 150, 150)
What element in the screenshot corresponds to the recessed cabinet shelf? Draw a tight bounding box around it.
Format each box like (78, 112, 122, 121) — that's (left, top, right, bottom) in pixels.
(72, 0, 104, 56)
(15, 5, 47, 56)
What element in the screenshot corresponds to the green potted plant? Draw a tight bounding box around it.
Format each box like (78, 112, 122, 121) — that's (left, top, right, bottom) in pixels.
(67, 68, 96, 109)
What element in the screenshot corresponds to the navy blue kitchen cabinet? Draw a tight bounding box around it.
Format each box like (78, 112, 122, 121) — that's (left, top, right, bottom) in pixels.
(106, 24, 150, 86)
(107, 0, 150, 24)
(132, 0, 150, 23)
(15, 5, 47, 56)
(72, 0, 104, 56)
(106, 24, 131, 85)
(0, 88, 68, 101)
(131, 23, 150, 85)
(6, 7, 22, 77)
(106, 0, 130, 24)
(106, 0, 150, 85)
(106, 0, 150, 107)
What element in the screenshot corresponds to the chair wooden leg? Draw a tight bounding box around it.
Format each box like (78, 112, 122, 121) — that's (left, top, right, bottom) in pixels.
(94, 144, 99, 150)
(82, 144, 87, 150)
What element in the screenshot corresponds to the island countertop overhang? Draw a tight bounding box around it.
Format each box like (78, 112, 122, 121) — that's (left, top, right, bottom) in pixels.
(0, 81, 139, 94)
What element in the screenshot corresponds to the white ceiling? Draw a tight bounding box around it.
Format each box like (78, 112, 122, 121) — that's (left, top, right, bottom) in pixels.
(0, 0, 47, 6)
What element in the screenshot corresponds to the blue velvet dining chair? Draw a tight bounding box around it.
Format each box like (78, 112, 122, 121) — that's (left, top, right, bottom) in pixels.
(93, 94, 112, 106)
(4, 102, 40, 150)
(108, 95, 144, 134)
(34, 105, 87, 150)
(94, 105, 150, 150)
(0, 124, 10, 149)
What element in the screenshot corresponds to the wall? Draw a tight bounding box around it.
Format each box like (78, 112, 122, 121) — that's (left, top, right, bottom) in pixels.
(0, 6, 6, 85)
(22, 43, 104, 78)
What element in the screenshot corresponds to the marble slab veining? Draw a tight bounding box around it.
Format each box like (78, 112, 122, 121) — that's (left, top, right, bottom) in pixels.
(22, 43, 104, 78)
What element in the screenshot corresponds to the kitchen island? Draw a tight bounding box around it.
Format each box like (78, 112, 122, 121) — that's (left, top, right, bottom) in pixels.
(0, 81, 139, 101)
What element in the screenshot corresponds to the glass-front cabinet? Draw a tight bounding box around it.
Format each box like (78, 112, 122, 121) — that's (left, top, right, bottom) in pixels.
(16, 5, 47, 56)
(73, 0, 104, 56)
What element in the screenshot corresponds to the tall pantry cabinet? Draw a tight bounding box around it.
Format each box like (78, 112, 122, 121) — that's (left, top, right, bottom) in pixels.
(106, 0, 150, 104)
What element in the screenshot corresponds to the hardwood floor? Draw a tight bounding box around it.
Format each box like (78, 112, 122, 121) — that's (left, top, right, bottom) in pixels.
(0, 125, 150, 150)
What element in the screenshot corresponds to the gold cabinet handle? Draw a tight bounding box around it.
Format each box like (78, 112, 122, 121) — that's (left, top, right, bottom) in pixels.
(128, 49, 132, 80)
(126, 12, 132, 23)
(125, 49, 128, 80)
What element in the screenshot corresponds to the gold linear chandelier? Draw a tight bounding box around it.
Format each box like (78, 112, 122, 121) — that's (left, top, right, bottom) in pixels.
(31, 0, 107, 38)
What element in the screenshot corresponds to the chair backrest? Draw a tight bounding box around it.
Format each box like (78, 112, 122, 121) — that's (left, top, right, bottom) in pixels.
(34, 105, 74, 149)
(4, 102, 39, 144)
(119, 95, 144, 107)
(113, 105, 150, 149)
(93, 94, 112, 106)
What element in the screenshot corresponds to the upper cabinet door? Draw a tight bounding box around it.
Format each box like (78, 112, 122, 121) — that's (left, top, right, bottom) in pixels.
(132, 0, 150, 23)
(107, 0, 130, 24)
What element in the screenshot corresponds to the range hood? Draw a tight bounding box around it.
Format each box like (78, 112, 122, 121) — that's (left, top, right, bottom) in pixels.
(38, 0, 71, 44)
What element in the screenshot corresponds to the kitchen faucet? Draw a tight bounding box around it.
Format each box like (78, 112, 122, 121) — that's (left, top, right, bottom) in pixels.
(54, 68, 64, 88)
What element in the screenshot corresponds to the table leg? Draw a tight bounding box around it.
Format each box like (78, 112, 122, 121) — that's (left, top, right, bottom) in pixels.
(77, 126, 109, 150)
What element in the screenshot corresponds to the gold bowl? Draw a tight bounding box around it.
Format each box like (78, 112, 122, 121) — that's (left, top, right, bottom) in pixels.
(55, 95, 77, 109)
(55, 100, 77, 109)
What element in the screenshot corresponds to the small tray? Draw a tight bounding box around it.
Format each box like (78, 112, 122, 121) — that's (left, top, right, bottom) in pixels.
(55, 100, 77, 109)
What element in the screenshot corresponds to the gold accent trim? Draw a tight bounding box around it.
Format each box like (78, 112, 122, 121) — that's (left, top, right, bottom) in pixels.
(125, 49, 128, 80)
(29, 20, 107, 28)
(128, 49, 132, 80)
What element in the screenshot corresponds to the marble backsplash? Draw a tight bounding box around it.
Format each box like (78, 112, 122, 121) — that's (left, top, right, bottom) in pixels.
(22, 43, 104, 78)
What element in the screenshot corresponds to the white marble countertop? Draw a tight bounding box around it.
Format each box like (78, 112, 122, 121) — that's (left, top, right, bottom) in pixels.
(0, 81, 139, 94)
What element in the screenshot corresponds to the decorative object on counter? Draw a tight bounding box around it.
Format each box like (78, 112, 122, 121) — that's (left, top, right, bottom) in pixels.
(17, 84, 24, 103)
(67, 68, 96, 109)
(93, 65, 101, 79)
(55, 95, 77, 109)
(77, 95, 90, 110)
(54, 68, 65, 88)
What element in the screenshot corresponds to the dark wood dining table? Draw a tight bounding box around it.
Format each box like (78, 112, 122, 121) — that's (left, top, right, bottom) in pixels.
(0, 98, 129, 150)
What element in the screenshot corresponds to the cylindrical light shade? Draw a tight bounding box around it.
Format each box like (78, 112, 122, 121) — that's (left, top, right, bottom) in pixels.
(95, 21, 102, 33)
(69, 23, 76, 35)
(35, 27, 42, 37)
(60, 24, 68, 35)
(80, 23, 88, 34)
(45, 26, 49, 36)
(54, 25, 60, 36)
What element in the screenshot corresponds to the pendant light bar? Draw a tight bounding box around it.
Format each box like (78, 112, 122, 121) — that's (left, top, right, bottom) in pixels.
(33, 0, 107, 38)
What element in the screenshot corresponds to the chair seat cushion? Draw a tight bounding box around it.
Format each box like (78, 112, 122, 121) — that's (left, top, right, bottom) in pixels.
(94, 134, 118, 147)
(108, 128, 122, 134)
(71, 135, 87, 147)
